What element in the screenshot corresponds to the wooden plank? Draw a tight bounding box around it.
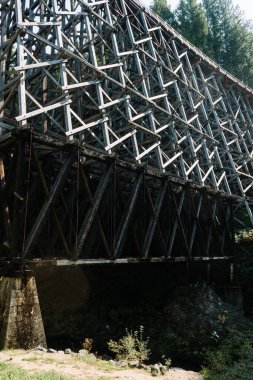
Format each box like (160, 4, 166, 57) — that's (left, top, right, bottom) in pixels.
(80, 167, 111, 258)
(75, 164, 113, 258)
(33, 149, 71, 257)
(113, 172, 143, 258)
(23, 154, 75, 258)
(28, 256, 233, 267)
(141, 180, 167, 258)
(11, 139, 25, 257)
(0, 156, 12, 255)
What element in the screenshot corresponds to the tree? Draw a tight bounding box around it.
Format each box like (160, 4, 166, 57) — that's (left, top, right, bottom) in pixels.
(150, 0, 175, 26)
(151, 0, 253, 88)
(175, 0, 208, 52)
(202, 0, 253, 86)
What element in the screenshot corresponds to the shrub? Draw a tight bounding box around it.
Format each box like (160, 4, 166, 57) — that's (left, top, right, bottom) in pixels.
(202, 328, 253, 380)
(107, 325, 150, 362)
(82, 337, 93, 352)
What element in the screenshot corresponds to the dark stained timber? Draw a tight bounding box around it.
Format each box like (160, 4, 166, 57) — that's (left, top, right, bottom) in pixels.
(141, 179, 167, 259)
(1, 0, 251, 269)
(75, 164, 113, 258)
(0, 130, 234, 269)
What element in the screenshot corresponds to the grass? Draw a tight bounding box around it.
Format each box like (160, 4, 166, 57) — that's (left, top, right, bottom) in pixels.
(0, 351, 124, 379)
(75, 355, 120, 371)
(0, 362, 71, 380)
(21, 353, 66, 366)
(22, 355, 39, 362)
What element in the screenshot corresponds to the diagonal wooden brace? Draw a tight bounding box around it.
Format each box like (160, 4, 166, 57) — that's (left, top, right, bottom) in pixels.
(113, 171, 143, 259)
(75, 164, 113, 259)
(23, 154, 75, 258)
(141, 180, 167, 259)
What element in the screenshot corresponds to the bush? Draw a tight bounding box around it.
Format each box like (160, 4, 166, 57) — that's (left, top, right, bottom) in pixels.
(156, 284, 252, 365)
(107, 325, 150, 362)
(202, 328, 253, 380)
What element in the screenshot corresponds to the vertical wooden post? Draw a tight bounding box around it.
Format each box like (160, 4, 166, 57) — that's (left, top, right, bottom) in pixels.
(0, 157, 11, 255)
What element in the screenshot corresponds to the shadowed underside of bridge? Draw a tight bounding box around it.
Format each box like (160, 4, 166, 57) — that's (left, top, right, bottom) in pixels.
(1, 0, 253, 271)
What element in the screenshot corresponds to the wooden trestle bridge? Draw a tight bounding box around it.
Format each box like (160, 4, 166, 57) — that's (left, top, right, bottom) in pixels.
(1, 0, 253, 272)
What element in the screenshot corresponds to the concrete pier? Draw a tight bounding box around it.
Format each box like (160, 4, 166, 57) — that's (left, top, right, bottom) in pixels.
(0, 276, 46, 349)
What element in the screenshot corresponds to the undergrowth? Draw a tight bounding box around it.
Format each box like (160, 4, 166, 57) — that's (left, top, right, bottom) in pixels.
(107, 325, 150, 362)
(202, 329, 253, 380)
(202, 221, 253, 379)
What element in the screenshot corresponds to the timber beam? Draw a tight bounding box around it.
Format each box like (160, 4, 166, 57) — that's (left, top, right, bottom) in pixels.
(0, 131, 235, 271)
(1, 0, 253, 228)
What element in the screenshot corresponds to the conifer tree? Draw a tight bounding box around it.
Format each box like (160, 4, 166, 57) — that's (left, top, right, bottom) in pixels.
(151, 0, 253, 87)
(202, 0, 253, 86)
(175, 0, 208, 51)
(150, 0, 175, 26)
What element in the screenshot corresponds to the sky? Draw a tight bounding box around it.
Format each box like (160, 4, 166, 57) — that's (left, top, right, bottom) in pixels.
(142, 0, 253, 21)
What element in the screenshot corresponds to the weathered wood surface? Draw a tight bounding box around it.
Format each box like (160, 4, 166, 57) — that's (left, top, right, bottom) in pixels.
(0, 0, 250, 267)
(0, 131, 234, 266)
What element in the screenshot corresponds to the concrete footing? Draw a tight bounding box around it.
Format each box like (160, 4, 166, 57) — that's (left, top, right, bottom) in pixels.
(0, 276, 47, 349)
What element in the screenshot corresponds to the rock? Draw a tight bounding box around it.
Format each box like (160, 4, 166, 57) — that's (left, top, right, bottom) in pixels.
(58, 350, 64, 355)
(48, 348, 57, 353)
(109, 359, 117, 366)
(100, 354, 112, 361)
(151, 364, 161, 377)
(78, 349, 89, 357)
(116, 360, 128, 367)
(139, 363, 148, 370)
(159, 365, 167, 375)
(162, 284, 252, 364)
(35, 345, 47, 352)
(128, 359, 139, 368)
(64, 348, 72, 354)
(88, 353, 96, 360)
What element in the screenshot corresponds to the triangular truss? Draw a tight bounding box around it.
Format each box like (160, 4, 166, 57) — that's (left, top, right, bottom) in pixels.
(1, 0, 253, 224)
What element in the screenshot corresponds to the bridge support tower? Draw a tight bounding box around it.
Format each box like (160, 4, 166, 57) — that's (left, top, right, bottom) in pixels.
(0, 269, 46, 349)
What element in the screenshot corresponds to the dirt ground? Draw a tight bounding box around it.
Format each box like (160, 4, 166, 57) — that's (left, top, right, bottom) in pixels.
(0, 350, 204, 380)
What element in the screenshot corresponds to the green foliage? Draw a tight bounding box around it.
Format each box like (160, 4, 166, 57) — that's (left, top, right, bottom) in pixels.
(235, 228, 253, 317)
(202, 329, 253, 380)
(161, 355, 172, 369)
(223, 227, 253, 379)
(0, 362, 70, 380)
(107, 326, 150, 362)
(151, 0, 253, 88)
(149, 283, 252, 366)
(236, 229, 253, 247)
(175, 0, 208, 50)
(150, 0, 175, 25)
(202, 0, 253, 86)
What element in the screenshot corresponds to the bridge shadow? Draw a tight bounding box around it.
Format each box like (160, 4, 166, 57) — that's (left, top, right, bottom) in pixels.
(35, 261, 238, 353)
